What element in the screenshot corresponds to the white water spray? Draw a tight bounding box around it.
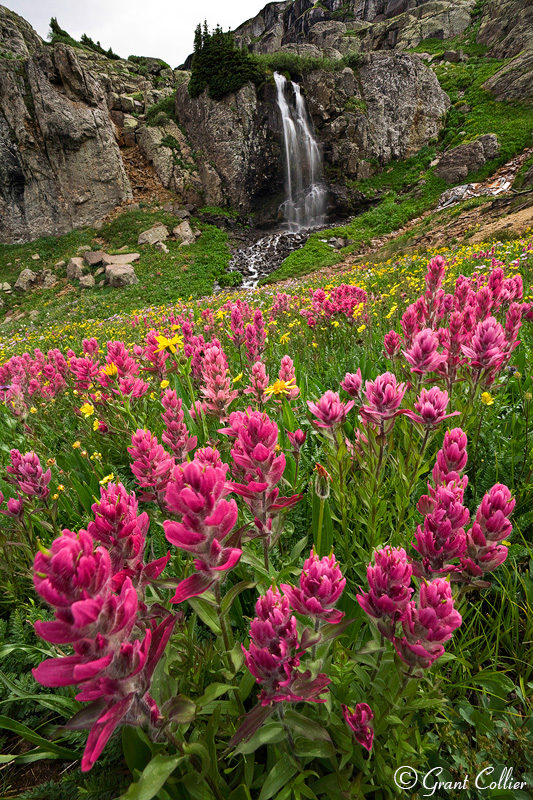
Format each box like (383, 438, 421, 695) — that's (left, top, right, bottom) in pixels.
(274, 71, 327, 231)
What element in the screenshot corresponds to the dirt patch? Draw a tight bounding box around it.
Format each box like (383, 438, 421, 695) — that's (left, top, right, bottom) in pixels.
(470, 204, 533, 243)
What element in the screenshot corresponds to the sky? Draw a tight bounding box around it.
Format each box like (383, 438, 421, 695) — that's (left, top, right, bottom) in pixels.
(7, 0, 268, 67)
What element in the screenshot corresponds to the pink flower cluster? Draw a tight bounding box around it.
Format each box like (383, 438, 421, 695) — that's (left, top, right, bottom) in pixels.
(300, 284, 367, 328)
(308, 391, 354, 430)
(200, 343, 238, 420)
(87, 482, 170, 590)
(161, 389, 197, 461)
(462, 484, 515, 577)
(32, 490, 174, 771)
(281, 548, 346, 624)
(405, 386, 460, 428)
(357, 546, 462, 669)
(5, 449, 51, 501)
(360, 372, 406, 429)
(245, 310, 266, 365)
(128, 429, 174, 504)
(342, 704, 374, 752)
(413, 429, 470, 578)
(164, 460, 242, 602)
(384, 259, 529, 388)
(242, 586, 330, 706)
(412, 429, 514, 580)
(245, 361, 269, 405)
(223, 409, 301, 543)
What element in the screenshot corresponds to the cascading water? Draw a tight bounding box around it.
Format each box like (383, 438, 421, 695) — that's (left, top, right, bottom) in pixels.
(274, 71, 327, 231)
(224, 73, 328, 289)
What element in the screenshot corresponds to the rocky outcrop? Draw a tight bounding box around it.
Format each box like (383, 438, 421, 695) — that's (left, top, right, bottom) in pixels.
(175, 79, 284, 216)
(483, 51, 533, 104)
(234, 0, 476, 54)
(0, 6, 131, 243)
(477, 0, 533, 58)
(303, 53, 449, 179)
(136, 120, 205, 205)
(434, 134, 500, 184)
(105, 264, 139, 287)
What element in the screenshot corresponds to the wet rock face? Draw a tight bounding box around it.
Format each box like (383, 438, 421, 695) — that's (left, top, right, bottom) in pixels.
(0, 6, 131, 244)
(175, 78, 284, 213)
(228, 229, 311, 287)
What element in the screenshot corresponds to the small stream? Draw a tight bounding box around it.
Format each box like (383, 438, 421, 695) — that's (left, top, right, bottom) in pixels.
(228, 229, 312, 289)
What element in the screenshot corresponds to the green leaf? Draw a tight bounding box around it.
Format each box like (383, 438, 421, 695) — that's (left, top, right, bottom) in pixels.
(196, 683, 231, 709)
(290, 536, 309, 562)
(258, 754, 299, 800)
(120, 753, 186, 800)
(228, 786, 253, 800)
(234, 723, 285, 755)
(0, 715, 79, 760)
(294, 740, 335, 759)
(122, 726, 155, 775)
(187, 597, 222, 636)
(283, 710, 331, 742)
(0, 670, 79, 716)
(221, 581, 257, 615)
(474, 670, 515, 698)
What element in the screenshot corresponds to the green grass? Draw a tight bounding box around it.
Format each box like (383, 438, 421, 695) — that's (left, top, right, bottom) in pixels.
(0, 208, 232, 326)
(513, 154, 533, 190)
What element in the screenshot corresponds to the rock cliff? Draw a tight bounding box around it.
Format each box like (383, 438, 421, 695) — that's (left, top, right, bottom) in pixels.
(172, 51, 449, 218)
(0, 6, 131, 243)
(234, 0, 477, 55)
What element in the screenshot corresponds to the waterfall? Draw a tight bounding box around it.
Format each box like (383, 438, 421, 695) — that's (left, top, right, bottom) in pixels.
(274, 72, 327, 231)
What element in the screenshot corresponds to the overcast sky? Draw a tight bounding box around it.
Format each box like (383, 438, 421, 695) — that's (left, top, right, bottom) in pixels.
(7, 0, 267, 67)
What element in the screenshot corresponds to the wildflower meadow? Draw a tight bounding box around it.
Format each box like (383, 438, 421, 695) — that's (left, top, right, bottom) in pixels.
(0, 234, 532, 798)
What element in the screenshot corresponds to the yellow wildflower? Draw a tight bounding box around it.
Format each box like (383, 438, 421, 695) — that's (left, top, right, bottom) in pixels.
(80, 402, 95, 417)
(150, 392, 156, 400)
(279, 333, 290, 344)
(481, 392, 494, 406)
(160, 380, 170, 389)
(93, 419, 100, 431)
(232, 373, 243, 384)
(72, 441, 81, 449)
(99, 473, 114, 486)
(57, 485, 65, 492)
(52, 493, 59, 501)
(46, 458, 56, 467)
(264, 378, 296, 397)
(102, 363, 118, 377)
(357, 324, 366, 333)
(30, 407, 37, 414)
(154, 333, 183, 354)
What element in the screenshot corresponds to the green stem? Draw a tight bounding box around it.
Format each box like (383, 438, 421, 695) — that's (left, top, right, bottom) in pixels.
(311, 618, 320, 661)
(394, 426, 431, 540)
(277, 704, 299, 762)
(316, 497, 325, 558)
(164, 730, 225, 800)
(214, 584, 246, 716)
